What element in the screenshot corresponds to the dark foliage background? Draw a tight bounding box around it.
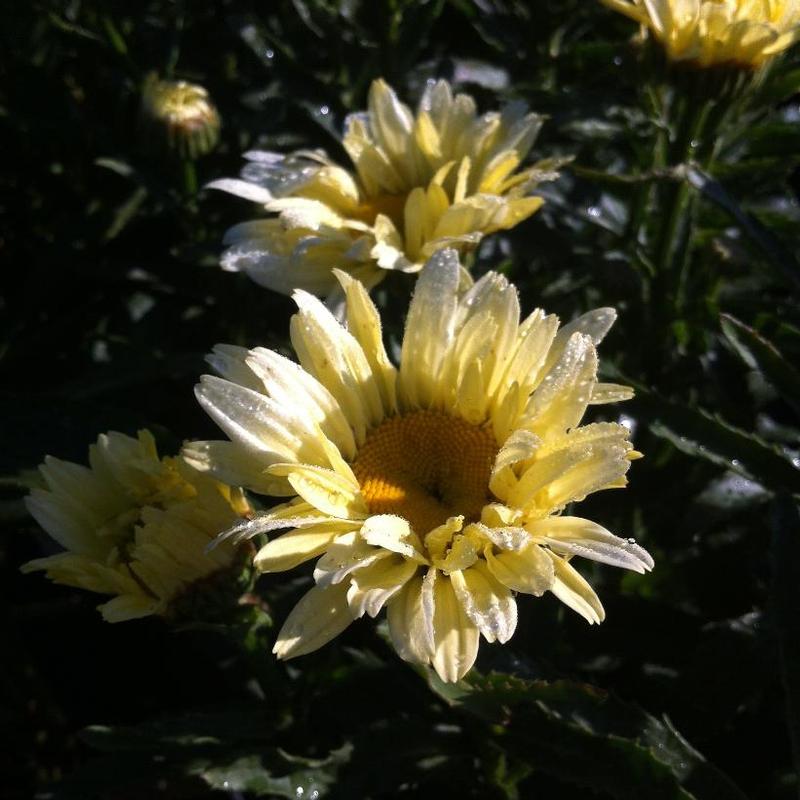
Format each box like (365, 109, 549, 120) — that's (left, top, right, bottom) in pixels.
(2, 1, 800, 798)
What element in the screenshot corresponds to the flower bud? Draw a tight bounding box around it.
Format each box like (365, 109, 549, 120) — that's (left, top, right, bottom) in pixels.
(140, 73, 220, 159)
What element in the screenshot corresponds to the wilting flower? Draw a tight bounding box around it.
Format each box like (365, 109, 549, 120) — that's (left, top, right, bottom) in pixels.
(140, 73, 220, 159)
(187, 251, 653, 682)
(602, 0, 800, 68)
(210, 78, 561, 298)
(22, 430, 250, 621)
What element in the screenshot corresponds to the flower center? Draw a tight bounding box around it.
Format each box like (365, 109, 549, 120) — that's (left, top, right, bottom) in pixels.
(352, 410, 498, 536)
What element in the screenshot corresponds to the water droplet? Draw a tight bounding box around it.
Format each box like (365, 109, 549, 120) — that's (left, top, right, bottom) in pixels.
(792, 456, 800, 468)
(587, 205, 601, 218)
(222, 781, 230, 789)
(627, 537, 636, 544)
(613, 55, 622, 66)
(265, 48, 275, 59)
(731, 458, 740, 468)
(318, 105, 330, 116)
(296, 788, 305, 798)
(690, 139, 700, 149)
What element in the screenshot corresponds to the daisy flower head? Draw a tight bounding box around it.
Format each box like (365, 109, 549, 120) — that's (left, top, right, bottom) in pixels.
(187, 250, 653, 683)
(210, 78, 562, 299)
(22, 430, 251, 622)
(602, 0, 800, 68)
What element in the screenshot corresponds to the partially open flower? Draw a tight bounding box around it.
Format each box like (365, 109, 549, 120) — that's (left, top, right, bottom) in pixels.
(210, 78, 562, 298)
(186, 251, 652, 683)
(22, 430, 250, 621)
(602, 0, 800, 68)
(140, 74, 220, 159)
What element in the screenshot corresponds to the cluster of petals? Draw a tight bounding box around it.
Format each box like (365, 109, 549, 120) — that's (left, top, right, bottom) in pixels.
(602, 0, 800, 67)
(23, 430, 250, 621)
(187, 250, 653, 682)
(210, 78, 561, 298)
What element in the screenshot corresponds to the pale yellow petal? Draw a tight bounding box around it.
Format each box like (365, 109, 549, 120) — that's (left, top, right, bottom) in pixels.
(399, 250, 460, 408)
(273, 582, 354, 659)
(431, 573, 480, 682)
(484, 542, 554, 595)
(360, 515, 426, 561)
(387, 575, 433, 664)
(527, 516, 654, 573)
(268, 463, 367, 519)
(346, 555, 419, 618)
(450, 561, 517, 644)
(547, 550, 605, 624)
(334, 269, 398, 413)
(254, 522, 357, 573)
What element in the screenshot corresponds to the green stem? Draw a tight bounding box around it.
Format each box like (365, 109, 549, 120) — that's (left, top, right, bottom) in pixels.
(182, 159, 198, 196)
(646, 67, 728, 373)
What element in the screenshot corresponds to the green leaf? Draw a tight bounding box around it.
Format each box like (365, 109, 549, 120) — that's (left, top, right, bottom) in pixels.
(631, 389, 800, 495)
(426, 671, 747, 800)
(194, 745, 351, 798)
(721, 313, 800, 416)
(686, 166, 800, 289)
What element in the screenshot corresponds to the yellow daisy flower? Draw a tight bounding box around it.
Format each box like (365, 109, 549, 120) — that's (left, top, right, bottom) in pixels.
(22, 430, 251, 622)
(602, 0, 800, 68)
(186, 250, 652, 682)
(209, 78, 561, 298)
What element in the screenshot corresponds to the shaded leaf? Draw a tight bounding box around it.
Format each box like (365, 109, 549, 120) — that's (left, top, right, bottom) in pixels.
(721, 313, 800, 416)
(426, 671, 747, 800)
(631, 389, 800, 495)
(687, 166, 800, 289)
(196, 745, 351, 798)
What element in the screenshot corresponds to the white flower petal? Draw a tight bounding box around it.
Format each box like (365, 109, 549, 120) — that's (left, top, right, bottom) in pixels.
(589, 383, 635, 405)
(450, 562, 517, 644)
(245, 348, 357, 461)
(346, 555, 419, 618)
(547, 550, 605, 624)
(254, 522, 358, 573)
(399, 250, 460, 408)
(272, 583, 354, 659)
(334, 268, 398, 414)
(484, 542, 554, 595)
(527, 516, 653, 573)
(387, 575, 433, 664)
(360, 515, 426, 561)
(206, 178, 274, 203)
(290, 290, 385, 440)
(268, 463, 367, 519)
(431, 573, 480, 682)
(195, 376, 329, 467)
(526, 333, 597, 438)
(465, 522, 531, 552)
(182, 440, 288, 497)
(313, 534, 389, 587)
